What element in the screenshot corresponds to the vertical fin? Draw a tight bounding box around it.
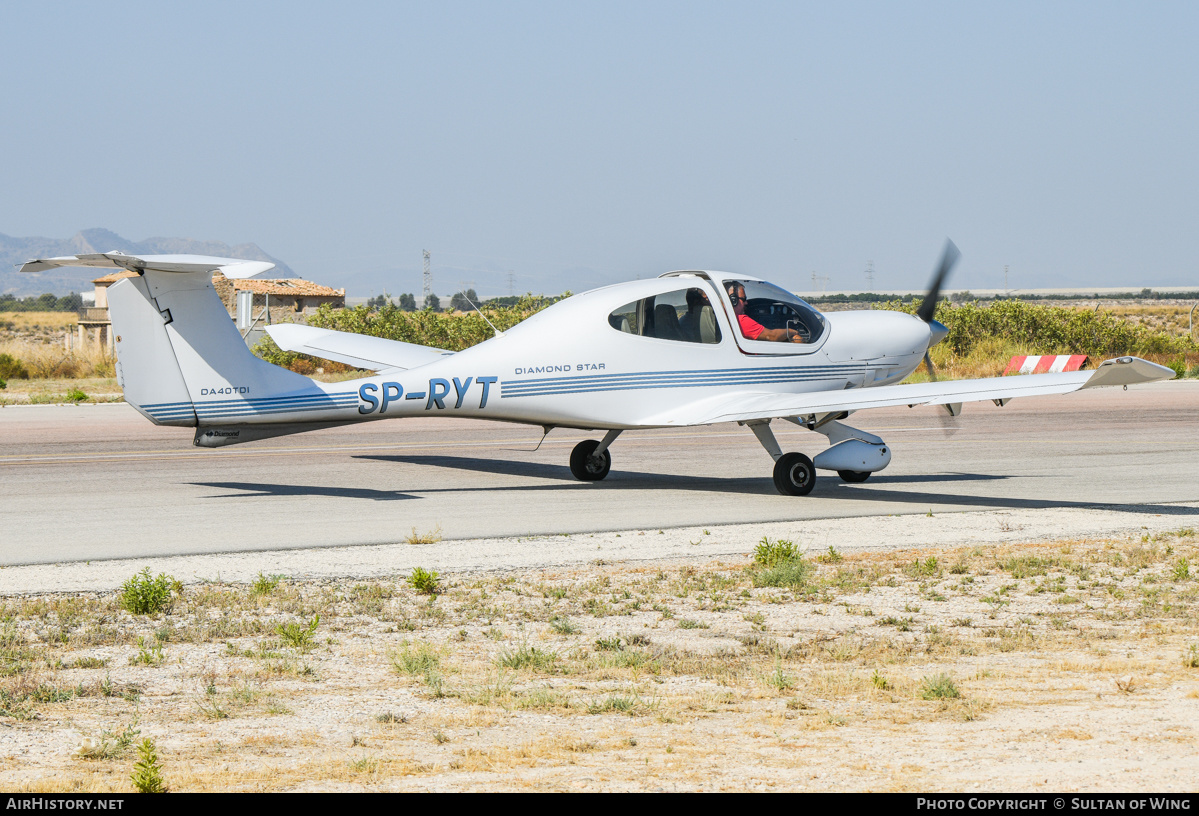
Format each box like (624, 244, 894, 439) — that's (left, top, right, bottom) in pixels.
(107, 275, 196, 426)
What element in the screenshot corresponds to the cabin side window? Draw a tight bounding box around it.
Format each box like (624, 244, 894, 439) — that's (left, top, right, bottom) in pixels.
(607, 288, 721, 344)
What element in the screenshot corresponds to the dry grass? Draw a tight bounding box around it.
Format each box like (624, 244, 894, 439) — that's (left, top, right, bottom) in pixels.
(0, 532, 1197, 791)
(0, 312, 78, 331)
(1103, 304, 1198, 338)
(0, 376, 124, 404)
(0, 339, 114, 381)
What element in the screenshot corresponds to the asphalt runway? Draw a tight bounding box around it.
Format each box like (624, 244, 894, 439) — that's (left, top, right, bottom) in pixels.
(2, 381, 1198, 567)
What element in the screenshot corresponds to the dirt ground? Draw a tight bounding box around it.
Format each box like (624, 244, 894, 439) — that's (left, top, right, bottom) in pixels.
(0, 530, 1196, 793)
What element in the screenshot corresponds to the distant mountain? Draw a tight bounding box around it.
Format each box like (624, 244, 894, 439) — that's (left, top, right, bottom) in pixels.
(0, 229, 295, 296)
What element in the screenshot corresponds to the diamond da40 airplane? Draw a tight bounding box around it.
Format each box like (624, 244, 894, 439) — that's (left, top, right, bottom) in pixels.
(22, 243, 1173, 495)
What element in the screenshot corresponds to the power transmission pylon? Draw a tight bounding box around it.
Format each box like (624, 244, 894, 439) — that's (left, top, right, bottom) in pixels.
(422, 250, 432, 305)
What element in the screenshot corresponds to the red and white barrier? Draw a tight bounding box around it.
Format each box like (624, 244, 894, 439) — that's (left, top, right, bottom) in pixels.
(1003, 355, 1088, 375)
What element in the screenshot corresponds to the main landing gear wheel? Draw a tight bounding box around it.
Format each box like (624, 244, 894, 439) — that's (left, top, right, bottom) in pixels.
(773, 452, 816, 496)
(570, 439, 612, 482)
(838, 470, 871, 483)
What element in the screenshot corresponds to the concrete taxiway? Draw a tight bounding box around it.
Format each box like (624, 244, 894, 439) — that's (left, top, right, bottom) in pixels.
(1, 381, 1197, 570)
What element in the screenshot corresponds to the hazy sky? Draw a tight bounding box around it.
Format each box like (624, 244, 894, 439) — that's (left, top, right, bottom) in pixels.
(2, 1, 1196, 295)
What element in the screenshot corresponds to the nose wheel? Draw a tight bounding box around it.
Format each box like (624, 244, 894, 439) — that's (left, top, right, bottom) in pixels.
(838, 470, 871, 483)
(570, 439, 613, 481)
(773, 452, 816, 496)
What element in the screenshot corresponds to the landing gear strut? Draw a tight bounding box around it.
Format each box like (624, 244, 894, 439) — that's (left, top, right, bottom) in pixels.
(745, 416, 890, 495)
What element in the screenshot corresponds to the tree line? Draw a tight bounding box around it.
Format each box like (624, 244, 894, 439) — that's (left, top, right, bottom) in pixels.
(0, 292, 84, 312)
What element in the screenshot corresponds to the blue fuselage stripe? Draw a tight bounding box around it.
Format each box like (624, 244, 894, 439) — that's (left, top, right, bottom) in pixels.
(499, 365, 865, 398)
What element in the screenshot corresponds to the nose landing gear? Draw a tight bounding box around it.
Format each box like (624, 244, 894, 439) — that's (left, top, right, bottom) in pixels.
(568, 430, 621, 482)
(747, 417, 890, 495)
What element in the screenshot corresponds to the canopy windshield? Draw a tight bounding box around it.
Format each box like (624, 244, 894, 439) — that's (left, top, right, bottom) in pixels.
(722, 279, 826, 344)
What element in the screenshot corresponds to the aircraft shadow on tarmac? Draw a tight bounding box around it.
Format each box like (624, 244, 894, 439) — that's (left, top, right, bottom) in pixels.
(181, 453, 1199, 518)
(191, 482, 420, 502)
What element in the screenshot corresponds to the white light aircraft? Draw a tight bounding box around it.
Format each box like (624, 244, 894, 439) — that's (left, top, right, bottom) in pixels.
(21, 243, 1174, 495)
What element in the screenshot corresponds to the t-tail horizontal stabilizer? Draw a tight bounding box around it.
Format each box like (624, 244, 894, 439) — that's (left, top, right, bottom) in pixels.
(18, 252, 275, 279)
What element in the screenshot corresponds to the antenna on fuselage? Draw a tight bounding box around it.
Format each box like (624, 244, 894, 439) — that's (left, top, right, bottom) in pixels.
(457, 284, 504, 338)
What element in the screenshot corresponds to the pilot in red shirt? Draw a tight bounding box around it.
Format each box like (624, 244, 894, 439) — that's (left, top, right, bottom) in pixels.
(726, 283, 804, 343)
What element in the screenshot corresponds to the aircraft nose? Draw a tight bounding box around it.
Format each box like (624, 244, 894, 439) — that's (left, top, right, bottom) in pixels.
(928, 319, 949, 348)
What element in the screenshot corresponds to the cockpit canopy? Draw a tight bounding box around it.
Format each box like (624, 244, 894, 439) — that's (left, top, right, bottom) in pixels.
(602, 272, 827, 351)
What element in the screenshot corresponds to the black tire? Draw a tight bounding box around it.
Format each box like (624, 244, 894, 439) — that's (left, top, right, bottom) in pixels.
(570, 439, 612, 482)
(838, 470, 871, 483)
(773, 452, 816, 496)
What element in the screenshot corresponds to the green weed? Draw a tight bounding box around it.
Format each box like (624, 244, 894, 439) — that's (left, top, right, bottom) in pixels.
(391, 640, 442, 676)
(1172, 558, 1191, 581)
(275, 616, 320, 650)
(129, 636, 165, 666)
(818, 546, 843, 564)
(408, 568, 441, 595)
(921, 673, 961, 700)
(130, 739, 167, 793)
(118, 570, 181, 615)
(754, 537, 801, 566)
(250, 573, 282, 596)
(496, 645, 559, 672)
(549, 615, 579, 634)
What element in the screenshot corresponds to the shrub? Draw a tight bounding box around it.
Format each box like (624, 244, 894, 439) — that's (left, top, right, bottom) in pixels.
(751, 538, 810, 588)
(921, 673, 961, 700)
(549, 615, 579, 634)
(496, 645, 558, 671)
(251, 572, 282, 596)
(390, 640, 441, 676)
(118, 570, 181, 615)
(275, 616, 319, 650)
(130, 738, 167, 793)
(753, 537, 801, 567)
(903, 299, 1196, 359)
(1166, 358, 1186, 379)
(0, 353, 29, 380)
(408, 567, 441, 595)
(1172, 558, 1191, 581)
(251, 294, 569, 371)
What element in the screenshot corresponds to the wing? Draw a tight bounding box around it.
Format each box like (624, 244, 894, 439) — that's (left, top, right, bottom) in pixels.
(647, 356, 1175, 426)
(265, 324, 452, 372)
(19, 252, 274, 279)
